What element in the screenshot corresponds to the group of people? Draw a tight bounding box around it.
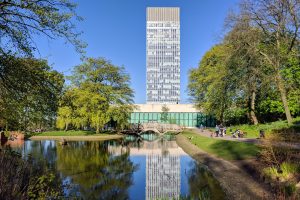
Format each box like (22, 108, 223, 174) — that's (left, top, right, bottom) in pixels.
(214, 124, 226, 137)
(213, 124, 245, 138)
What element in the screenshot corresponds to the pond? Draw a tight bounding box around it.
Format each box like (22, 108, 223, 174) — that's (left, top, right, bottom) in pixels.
(3, 134, 226, 200)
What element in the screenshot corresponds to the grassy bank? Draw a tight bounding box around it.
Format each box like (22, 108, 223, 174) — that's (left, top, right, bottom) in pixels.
(208, 117, 300, 139)
(182, 130, 260, 160)
(230, 117, 300, 139)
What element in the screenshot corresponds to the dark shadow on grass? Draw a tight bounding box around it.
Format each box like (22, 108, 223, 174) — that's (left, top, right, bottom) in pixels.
(83, 131, 97, 135)
(209, 140, 260, 160)
(83, 130, 117, 135)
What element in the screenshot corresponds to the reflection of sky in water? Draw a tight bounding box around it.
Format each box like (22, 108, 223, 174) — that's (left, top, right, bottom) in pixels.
(129, 156, 146, 200)
(180, 156, 194, 198)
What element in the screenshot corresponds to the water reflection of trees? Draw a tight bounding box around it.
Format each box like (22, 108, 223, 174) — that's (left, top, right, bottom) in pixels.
(56, 141, 138, 199)
(187, 162, 225, 200)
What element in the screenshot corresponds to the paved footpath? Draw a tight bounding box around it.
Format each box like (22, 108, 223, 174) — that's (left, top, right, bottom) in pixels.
(176, 135, 272, 200)
(192, 128, 300, 150)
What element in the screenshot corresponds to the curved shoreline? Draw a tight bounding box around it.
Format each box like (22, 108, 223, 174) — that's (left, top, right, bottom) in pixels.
(29, 134, 123, 141)
(176, 134, 272, 200)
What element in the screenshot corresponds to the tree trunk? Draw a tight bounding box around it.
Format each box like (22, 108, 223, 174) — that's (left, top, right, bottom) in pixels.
(96, 124, 100, 134)
(220, 102, 225, 124)
(275, 71, 292, 124)
(65, 123, 69, 131)
(250, 90, 258, 125)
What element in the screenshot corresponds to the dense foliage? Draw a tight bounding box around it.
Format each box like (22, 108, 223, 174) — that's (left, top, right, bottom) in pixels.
(0, 0, 85, 131)
(0, 0, 85, 56)
(0, 56, 64, 130)
(189, 0, 300, 125)
(56, 58, 134, 133)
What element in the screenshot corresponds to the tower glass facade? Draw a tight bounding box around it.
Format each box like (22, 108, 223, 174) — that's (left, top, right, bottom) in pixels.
(146, 7, 180, 104)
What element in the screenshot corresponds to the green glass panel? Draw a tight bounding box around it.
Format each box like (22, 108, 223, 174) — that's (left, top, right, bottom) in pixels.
(192, 120, 197, 127)
(184, 120, 189, 126)
(193, 113, 197, 119)
(180, 113, 184, 120)
(188, 119, 192, 127)
(149, 113, 153, 121)
(157, 113, 161, 121)
(184, 113, 188, 120)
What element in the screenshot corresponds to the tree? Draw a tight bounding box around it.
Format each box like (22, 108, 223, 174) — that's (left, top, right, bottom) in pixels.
(188, 45, 233, 123)
(160, 104, 170, 123)
(0, 57, 64, 130)
(56, 106, 72, 131)
(0, 0, 85, 130)
(109, 104, 135, 130)
(0, 0, 85, 56)
(189, 0, 300, 125)
(237, 0, 300, 124)
(57, 58, 134, 133)
(224, 20, 272, 125)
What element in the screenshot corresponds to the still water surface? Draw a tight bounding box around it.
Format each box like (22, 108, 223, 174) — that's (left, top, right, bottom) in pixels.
(6, 134, 225, 200)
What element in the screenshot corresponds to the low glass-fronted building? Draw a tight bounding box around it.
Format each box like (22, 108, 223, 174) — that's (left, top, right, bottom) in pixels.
(129, 104, 215, 128)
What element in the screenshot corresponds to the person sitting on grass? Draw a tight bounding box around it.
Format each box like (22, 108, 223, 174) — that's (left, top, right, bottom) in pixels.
(232, 129, 239, 138)
(237, 130, 244, 138)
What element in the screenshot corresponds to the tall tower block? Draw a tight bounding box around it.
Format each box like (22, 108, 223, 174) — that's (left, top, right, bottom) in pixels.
(146, 7, 180, 104)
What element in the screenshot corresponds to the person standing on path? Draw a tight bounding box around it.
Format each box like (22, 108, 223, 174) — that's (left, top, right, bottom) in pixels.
(215, 125, 219, 137)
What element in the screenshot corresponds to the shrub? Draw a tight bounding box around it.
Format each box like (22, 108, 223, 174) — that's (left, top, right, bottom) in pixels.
(263, 166, 279, 181)
(0, 148, 63, 199)
(280, 162, 299, 179)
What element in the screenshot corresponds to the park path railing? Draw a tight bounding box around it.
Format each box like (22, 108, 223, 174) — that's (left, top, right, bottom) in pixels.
(140, 122, 182, 134)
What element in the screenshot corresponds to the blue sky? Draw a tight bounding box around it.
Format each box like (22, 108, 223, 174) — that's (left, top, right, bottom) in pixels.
(34, 0, 239, 104)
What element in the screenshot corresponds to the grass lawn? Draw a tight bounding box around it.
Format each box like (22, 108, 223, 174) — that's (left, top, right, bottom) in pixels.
(34, 130, 115, 136)
(208, 117, 300, 139)
(182, 130, 260, 160)
(230, 117, 300, 138)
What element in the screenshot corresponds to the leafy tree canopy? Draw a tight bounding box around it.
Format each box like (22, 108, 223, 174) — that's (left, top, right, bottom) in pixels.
(0, 0, 85, 56)
(0, 56, 64, 130)
(57, 58, 134, 133)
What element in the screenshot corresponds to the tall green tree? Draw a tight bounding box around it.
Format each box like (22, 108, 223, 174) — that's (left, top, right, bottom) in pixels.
(0, 57, 64, 130)
(189, 45, 233, 123)
(0, 0, 85, 130)
(237, 0, 300, 124)
(57, 58, 134, 133)
(224, 20, 272, 125)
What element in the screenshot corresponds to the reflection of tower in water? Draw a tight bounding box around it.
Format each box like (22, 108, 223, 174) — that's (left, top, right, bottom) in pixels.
(146, 153, 180, 200)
